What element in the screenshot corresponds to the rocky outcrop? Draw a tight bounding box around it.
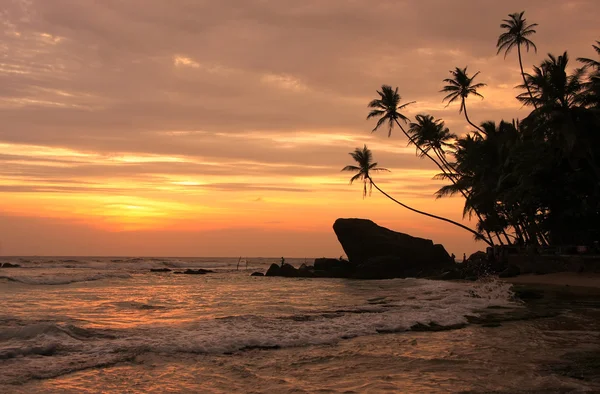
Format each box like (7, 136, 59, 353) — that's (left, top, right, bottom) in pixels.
(265, 263, 281, 276)
(150, 268, 172, 273)
(333, 218, 453, 278)
(173, 269, 213, 275)
(250, 272, 264, 276)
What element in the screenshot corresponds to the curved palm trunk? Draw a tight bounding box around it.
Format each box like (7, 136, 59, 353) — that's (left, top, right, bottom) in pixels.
(369, 178, 493, 246)
(394, 118, 495, 246)
(462, 100, 486, 136)
(432, 148, 497, 245)
(518, 44, 537, 110)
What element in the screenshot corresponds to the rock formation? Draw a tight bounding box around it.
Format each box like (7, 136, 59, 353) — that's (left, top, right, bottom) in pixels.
(333, 218, 453, 278)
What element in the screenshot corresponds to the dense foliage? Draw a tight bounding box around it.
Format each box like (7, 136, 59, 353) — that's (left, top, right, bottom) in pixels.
(352, 11, 600, 248)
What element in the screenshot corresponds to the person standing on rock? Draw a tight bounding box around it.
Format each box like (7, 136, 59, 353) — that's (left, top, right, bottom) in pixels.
(281, 257, 285, 267)
(463, 253, 467, 263)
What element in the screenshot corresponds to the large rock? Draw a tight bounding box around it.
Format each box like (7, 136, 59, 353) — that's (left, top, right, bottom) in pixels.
(265, 263, 281, 276)
(279, 263, 299, 277)
(333, 218, 453, 278)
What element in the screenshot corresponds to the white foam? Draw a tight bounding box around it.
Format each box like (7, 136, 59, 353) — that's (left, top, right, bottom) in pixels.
(0, 277, 518, 385)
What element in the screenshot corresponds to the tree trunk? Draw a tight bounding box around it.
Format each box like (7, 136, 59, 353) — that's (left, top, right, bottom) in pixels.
(394, 119, 495, 245)
(462, 99, 487, 136)
(369, 178, 493, 246)
(518, 44, 537, 110)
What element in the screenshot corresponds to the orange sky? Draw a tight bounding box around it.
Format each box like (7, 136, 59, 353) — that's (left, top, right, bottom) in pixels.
(1, 0, 599, 257)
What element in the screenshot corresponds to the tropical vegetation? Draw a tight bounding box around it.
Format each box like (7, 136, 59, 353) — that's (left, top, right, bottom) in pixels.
(344, 11, 600, 249)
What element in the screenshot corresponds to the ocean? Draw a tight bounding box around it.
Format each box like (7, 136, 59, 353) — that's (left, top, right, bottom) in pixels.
(1, 257, 599, 393)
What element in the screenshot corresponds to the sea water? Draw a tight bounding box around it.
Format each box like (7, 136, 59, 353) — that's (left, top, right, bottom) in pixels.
(1, 257, 599, 393)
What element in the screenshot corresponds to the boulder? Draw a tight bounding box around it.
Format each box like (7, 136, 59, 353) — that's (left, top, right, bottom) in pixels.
(250, 272, 264, 276)
(297, 264, 315, 278)
(279, 263, 299, 277)
(265, 263, 281, 276)
(313, 258, 354, 278)
(333, 218, 453, 278)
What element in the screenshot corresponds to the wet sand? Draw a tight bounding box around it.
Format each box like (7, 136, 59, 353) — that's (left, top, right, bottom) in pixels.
(505, 272, 600, 288)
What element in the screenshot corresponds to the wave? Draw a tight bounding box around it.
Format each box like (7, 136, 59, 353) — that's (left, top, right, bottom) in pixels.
(0, 278, 518, 385)
(0, 322, 116, 343)
(0, 272, 131, 285)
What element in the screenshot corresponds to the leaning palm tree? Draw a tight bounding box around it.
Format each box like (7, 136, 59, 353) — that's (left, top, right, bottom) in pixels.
(367, 85, 415, 137)
(497, 11, 539, 108)
(367, 86, 451, 177)
(342, 145, 491, 245)
(407, 114, 456, 171)
(441, 67, 487, 135)
(342, 145, 389, 198)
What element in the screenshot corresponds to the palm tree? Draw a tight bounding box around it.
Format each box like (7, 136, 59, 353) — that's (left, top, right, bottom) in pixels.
(367, 86, 451, 180)
(407, 114, 456, 171)
(577, 41, 600, 109)
(342, 145, 389, 198)
(441, 67, 487, 135)
(342, 145, 491, 245)
(497, 11, 539, 108)
(367, 85, 415, 137)
(577, 40, 600, 69)
(408, 115, 497, 245)
(518, 52, 585, 111)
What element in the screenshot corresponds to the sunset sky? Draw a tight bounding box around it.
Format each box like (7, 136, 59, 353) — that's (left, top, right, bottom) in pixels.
(1, 0, 598, 257)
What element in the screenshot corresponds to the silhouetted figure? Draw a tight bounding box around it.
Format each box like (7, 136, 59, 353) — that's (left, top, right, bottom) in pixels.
(463, 253, 467, 262)
(280, 257, 285, 267)
(451, 253, 456, 262)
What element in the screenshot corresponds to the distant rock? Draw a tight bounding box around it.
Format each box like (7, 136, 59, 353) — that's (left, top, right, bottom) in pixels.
(0, 263, 20, 268)
(297, 263, 315, 278)
(333, 218, 453, 279)
(150, 268, 172, 273)
(265, 263, 281, 276)
(279, 263, 299, 277)
(174, 269, 213, 275)
(250, 272, 264, 276)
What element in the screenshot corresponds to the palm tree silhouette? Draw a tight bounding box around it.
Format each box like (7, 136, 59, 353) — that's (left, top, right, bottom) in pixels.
(342, 145, 488, 243)
(497, 11, 538, 108)
(367, 85, 415, 137)
(367, 86, 453, 179)
(342, 145, 389, 198)
(407, 114, 456, 171)
(407, 115, 496, 246)
(577, 41, 600, 69)
(441, 67, 487, 135)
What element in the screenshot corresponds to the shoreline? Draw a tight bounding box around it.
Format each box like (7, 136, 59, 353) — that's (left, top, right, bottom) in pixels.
(503, 272, 600, 289)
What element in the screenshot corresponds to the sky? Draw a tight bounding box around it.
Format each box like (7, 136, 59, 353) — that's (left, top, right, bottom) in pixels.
(0, 0, 599, 257)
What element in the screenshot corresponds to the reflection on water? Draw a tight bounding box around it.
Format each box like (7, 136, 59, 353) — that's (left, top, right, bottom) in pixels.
(21, 318, 600, 393)
(1, 257, 599, 393)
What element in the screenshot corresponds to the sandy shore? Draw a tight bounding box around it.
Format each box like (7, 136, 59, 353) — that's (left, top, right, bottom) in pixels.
(504, 273, 600, 289)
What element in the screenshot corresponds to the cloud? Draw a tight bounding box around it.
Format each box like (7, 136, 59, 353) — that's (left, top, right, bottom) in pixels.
(0, 0, 597, 254)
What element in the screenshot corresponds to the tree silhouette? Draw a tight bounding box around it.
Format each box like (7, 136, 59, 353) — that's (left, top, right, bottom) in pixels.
(342, 145, 489, 244)
(497, 11, 539, 108)
(441, 67, 487, 135)
(341, 145, 389, 198)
